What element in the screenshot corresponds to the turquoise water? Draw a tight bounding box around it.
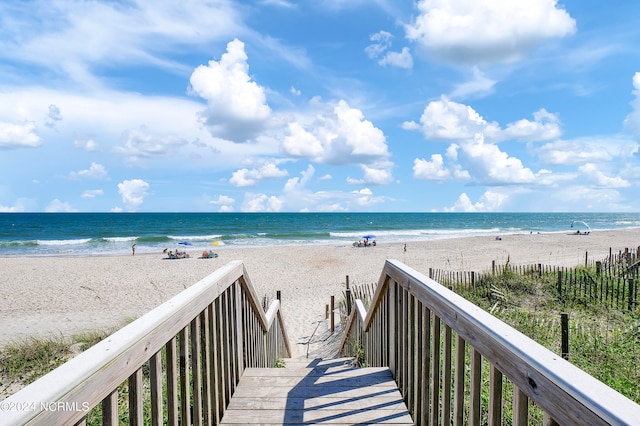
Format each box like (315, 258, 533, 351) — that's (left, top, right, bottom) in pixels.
(1, 212, 639, 257)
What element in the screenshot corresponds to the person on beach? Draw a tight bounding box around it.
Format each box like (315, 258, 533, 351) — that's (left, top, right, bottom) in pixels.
(131, 243, 136, 256)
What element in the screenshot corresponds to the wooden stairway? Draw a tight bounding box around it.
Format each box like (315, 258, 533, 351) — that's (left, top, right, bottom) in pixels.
(220, 357, 413, 425)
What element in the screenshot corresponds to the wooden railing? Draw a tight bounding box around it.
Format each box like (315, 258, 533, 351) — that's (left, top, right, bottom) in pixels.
(2, 260, 290, 425)
(340, 259, 640, 425)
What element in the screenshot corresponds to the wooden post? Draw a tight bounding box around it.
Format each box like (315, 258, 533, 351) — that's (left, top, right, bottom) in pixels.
(330, 295, 335, 333)
(345, 275, 352, 316)
(492, 260, 496, 275)
(628, 279, 635, 312)
(596, 261, 601, 277)
(429, 267, 433, 279)
(325, 304, 329, 320)
(561, 313, 569, 360)
(557, 270, 563, 302)
(585, 251, 588, 267)
(276, 290, 281, 301)
(388, 282, 396, 378)
(538, 263, 542, 277)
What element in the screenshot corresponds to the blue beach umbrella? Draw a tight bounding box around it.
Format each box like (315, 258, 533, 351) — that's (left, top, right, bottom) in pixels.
(570, 221, 591, 232)
(362, 234, 376, 239)
(178, 241, 192, 246)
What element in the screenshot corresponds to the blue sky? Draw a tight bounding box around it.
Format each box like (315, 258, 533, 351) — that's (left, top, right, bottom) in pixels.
(1, 0, 640, 213)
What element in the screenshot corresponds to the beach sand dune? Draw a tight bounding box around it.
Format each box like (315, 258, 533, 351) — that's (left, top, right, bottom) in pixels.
(1, 230, 639, 359)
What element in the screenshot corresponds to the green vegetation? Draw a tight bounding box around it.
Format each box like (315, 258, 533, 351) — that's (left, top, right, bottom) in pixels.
(450, 264, 640, 404)
(0, 329, 114, 390)
(0, 336, 69, 386)
(350, 340, 367, 368)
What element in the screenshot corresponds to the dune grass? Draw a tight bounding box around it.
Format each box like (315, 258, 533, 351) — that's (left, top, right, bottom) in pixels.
(0, 328, 117, 397)
(454, 266, 640, 404)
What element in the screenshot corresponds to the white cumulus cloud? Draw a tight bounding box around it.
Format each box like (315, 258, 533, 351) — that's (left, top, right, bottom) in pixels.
(503, 109, 562, 142)
(282, 122, 324, 157)
(117, 179, 150, 211)
(0, 121, 41, 148)
(459, 134, 536, 185)
(413, 154, 451, 181)
(444, 191, 508, 212)
(210, 194, 236, 212)
(242, 193, 283, 212)
(69, 162, 109, 180)
(282, 99, 391, 167)
(410, 97, 563, 143)
(230, 162, 288, 187)
(411, 96, 501, 141)
(189, 39, 271, 142)
(406, 0, 576, 65)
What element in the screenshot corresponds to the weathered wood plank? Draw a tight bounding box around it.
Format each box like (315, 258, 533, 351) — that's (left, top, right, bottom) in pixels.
(489, 364, 503, 426)
(230, 384, 403, 399)
(240, 366, 390, 377)
(165, 337, 179, 426)
(226, 396, 408, 410)
(101, 390, 118, 425)
(234, 373, 398, 388)
(149, 352, 163, 426)
(453, 334, 466, 426)
(128, 368, 143, 426)
(220, 408, 414, 424)
(442, 324, 452, 426)
(179, 327, 191, 426)
(220, 363, 412, 425)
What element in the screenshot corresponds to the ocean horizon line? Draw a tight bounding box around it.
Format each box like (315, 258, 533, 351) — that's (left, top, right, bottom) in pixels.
(1, 212, 639, 257)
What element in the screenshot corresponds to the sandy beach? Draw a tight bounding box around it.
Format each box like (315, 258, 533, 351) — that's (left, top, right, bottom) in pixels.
(1, 229, 639, 359)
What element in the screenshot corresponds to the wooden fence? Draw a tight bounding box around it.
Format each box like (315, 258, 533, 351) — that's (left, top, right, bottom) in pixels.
(555, 266, 639, 310)
(429, 247, 640, 311)
(1, 260, 291, 425)
(340, 259, 640, 425)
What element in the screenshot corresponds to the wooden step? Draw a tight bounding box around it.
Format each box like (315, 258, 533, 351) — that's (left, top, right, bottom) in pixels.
(220, 358, 413, 424)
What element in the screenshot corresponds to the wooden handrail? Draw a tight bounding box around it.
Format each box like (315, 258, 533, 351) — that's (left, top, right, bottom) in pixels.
(1, 260, 291, 425)
(341, 259, 640, 425)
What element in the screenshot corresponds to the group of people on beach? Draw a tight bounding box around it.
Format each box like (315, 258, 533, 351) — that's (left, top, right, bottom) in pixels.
(160, 247, 219, 259)
(353, 238, 376, 247)
(200, 250, 218, 259)
(163, 248, 190, 259)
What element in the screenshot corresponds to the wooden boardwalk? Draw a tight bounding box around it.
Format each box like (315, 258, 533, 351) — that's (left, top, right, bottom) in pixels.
(220, 357, 413, 425)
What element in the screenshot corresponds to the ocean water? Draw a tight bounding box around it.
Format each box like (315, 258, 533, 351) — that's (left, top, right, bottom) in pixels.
(0, 212, 639, 257)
